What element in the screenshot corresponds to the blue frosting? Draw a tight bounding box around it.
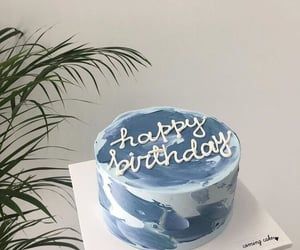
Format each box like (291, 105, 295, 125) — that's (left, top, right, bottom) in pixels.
(95, 107, 240, 190)
(100, 177, 234, 250)
(95, 107, 240, 250)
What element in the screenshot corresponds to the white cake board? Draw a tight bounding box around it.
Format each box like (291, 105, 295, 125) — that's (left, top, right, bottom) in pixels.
(69, 160, 292, 250)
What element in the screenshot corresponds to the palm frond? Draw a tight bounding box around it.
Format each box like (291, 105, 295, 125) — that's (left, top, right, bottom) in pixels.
(0, 26, 150, 249)
(0, 217, 82, 250)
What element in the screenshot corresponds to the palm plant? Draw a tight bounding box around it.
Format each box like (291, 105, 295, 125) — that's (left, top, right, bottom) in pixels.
(0, 27, 150, 249)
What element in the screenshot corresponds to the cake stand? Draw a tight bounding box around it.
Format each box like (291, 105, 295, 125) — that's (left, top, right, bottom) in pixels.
(69, 160, 292, 250)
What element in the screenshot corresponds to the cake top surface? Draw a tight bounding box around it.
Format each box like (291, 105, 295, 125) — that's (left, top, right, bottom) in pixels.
(95, 107, 240, 191)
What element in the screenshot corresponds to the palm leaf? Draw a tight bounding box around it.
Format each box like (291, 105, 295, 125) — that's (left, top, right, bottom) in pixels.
(0, 217, 82, 250)
(0, 26, 150, 249)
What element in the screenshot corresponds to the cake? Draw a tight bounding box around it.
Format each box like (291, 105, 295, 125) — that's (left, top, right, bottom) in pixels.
(94, 107, 240, 250)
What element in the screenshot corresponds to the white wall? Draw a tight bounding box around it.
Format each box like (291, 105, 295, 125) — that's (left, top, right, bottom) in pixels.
(1, 0, 299, 249)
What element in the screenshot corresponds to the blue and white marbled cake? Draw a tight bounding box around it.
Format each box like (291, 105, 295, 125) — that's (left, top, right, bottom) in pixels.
(94, 107, 240, 250)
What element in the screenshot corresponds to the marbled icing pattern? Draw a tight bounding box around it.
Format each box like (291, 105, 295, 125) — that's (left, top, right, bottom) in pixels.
(95, 107, 240, 250)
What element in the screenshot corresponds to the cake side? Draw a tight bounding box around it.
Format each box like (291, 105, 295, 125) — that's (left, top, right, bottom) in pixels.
(97, 164, 238, 250)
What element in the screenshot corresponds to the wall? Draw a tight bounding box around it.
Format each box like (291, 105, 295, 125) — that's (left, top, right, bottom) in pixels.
(1, 0, 299, 249)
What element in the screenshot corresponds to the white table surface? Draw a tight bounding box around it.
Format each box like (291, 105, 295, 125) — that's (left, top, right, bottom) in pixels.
(69, 160, 292, 250)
